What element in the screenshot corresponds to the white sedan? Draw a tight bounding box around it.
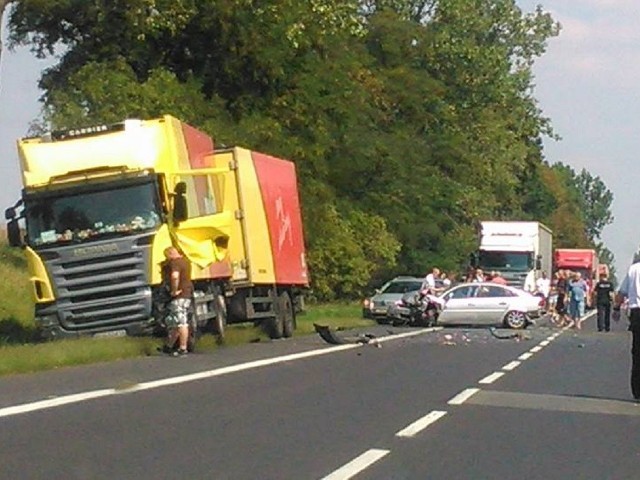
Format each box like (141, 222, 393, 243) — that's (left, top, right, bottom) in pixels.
(435, 282, 544, 329)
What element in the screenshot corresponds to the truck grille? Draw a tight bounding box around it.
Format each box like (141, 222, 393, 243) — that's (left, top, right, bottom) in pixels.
(41, 239, 153, 332)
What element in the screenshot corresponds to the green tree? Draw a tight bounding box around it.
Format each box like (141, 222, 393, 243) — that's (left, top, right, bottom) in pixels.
(575, 168, 614, 241)
(7, 0, 618, 300)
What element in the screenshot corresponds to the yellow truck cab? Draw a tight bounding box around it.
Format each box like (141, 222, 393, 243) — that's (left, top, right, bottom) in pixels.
(5, 115, 309, 340)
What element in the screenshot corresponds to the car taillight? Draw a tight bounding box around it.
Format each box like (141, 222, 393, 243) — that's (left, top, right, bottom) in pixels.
(538, 298, 545, 307)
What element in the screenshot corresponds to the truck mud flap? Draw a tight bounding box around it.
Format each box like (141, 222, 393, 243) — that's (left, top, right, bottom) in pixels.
(313, 324, 380, 347)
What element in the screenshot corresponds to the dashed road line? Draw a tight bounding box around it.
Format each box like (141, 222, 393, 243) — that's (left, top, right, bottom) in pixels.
(479, 371, 505, 384)
(320, 448, 390, 480)
(448, 388, 480, 405)
(540, 340, 551, 346)
(395, 410, 447, 438)
(530, 345, 543, 353)
(502, 360, 521, 371)
(518, 352, 534, 360)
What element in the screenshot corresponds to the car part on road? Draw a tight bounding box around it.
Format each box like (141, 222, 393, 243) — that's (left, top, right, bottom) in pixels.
(488, 327, 530, 340)
(314, 324, 381, 347)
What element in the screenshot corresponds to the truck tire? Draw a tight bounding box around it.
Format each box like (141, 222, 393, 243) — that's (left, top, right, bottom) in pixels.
(280, 291, 295, 338)
(211, 292, 227, 340)
(265, 315, 284, 339)
(187, 309, 200, 352)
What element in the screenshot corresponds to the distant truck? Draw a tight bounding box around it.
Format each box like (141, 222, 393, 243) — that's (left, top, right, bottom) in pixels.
(473, 221, 553, 291)
(4, 115, 309, 340)
(553, 248, 598, 305)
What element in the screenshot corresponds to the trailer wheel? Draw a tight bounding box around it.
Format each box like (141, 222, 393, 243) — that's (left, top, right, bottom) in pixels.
(280, 292, 295, 338)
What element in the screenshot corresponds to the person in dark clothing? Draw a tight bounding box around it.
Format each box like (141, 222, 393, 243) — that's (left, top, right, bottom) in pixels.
(593, 272, 614, 332)
(554, 270, 569, 326)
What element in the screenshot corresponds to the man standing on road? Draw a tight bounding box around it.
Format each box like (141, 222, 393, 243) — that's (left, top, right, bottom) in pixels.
(568, 272, 588, 330)
(159, 246, 194, 357)
(614, 260, 640, 401)
(593, 271, 614, 332)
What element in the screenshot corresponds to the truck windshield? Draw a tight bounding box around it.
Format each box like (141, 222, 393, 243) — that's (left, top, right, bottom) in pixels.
(25, 179, 163, 247)
(478, 251, 531, 271)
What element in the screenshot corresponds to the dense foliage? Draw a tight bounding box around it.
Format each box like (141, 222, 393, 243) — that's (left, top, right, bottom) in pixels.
(4, 0, 616, 298)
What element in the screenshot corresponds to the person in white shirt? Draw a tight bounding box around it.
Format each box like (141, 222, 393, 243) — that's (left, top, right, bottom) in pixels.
(614, 260, 640, 401)
(535, 271, 551, 297)
(422, 267, 440, 293)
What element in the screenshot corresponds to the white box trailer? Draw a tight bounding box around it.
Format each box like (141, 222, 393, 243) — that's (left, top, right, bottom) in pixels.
(476, 221, 553, 291)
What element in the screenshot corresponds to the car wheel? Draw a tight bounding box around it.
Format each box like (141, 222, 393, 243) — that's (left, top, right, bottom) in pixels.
(504, 310, 527, 329)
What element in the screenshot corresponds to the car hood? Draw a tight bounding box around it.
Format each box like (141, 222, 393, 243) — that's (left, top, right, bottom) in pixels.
(371, 293, 408, 304)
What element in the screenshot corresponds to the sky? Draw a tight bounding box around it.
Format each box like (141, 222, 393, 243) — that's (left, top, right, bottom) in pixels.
(0, 2, 638, 277)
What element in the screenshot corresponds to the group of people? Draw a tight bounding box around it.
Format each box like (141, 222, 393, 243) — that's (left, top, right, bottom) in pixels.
(548, 269, 614, 332)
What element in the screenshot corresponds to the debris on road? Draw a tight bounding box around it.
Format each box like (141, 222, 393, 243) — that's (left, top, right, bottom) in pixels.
(489, 327, 531, 341)
(313, 324, 381, 347)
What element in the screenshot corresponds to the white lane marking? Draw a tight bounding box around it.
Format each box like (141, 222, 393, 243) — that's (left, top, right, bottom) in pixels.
(0, 389, 116, 418)
(502, 361, 521, 371)
(479, 372, 505, 384)
(448, 388, 480, 405)
(546, 336, 555, 342)
(321, 449, 390, 480)
(395, 410, 447, 438)
(0, 328, 441, 419)
(530, 346, 543, 353)
(375, 327, 442, 344)
(540, 340, 550, 346)
(518, 352, 533, 360)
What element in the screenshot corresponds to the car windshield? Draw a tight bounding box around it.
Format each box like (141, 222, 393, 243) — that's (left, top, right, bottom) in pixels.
(478, 251, 531, 271)
(382, 280, 423, 294)
(25, 178, 163, 247)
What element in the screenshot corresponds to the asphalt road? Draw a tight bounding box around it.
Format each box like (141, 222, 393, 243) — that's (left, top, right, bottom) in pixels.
(1, 311, 638, 480)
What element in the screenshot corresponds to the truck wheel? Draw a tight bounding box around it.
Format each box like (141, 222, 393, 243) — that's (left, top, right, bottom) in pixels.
(187, 328, 197, 352)
(504, 310, 527, 329)
(211, 293, 227, 340)
(265, 315, 284, 339)
(280, 292, 295, 338)
(187, 311, 200, 352)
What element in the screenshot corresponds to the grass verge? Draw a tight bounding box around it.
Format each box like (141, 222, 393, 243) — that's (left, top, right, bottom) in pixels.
(0, 303, 375, 377)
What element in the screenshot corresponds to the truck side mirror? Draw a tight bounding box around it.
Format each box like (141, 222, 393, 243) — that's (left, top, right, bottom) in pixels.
(172, 182, 188, 224)
(5, 207, 15, 220)
(6, 219, 23, 247)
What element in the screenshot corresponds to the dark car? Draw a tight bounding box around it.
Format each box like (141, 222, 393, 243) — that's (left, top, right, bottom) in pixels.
(362, 276, 424, 322)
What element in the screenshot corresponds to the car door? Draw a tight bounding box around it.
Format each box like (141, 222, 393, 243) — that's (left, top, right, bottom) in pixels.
(473, 285, 514, 324)
(440, 285, 478, 324)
